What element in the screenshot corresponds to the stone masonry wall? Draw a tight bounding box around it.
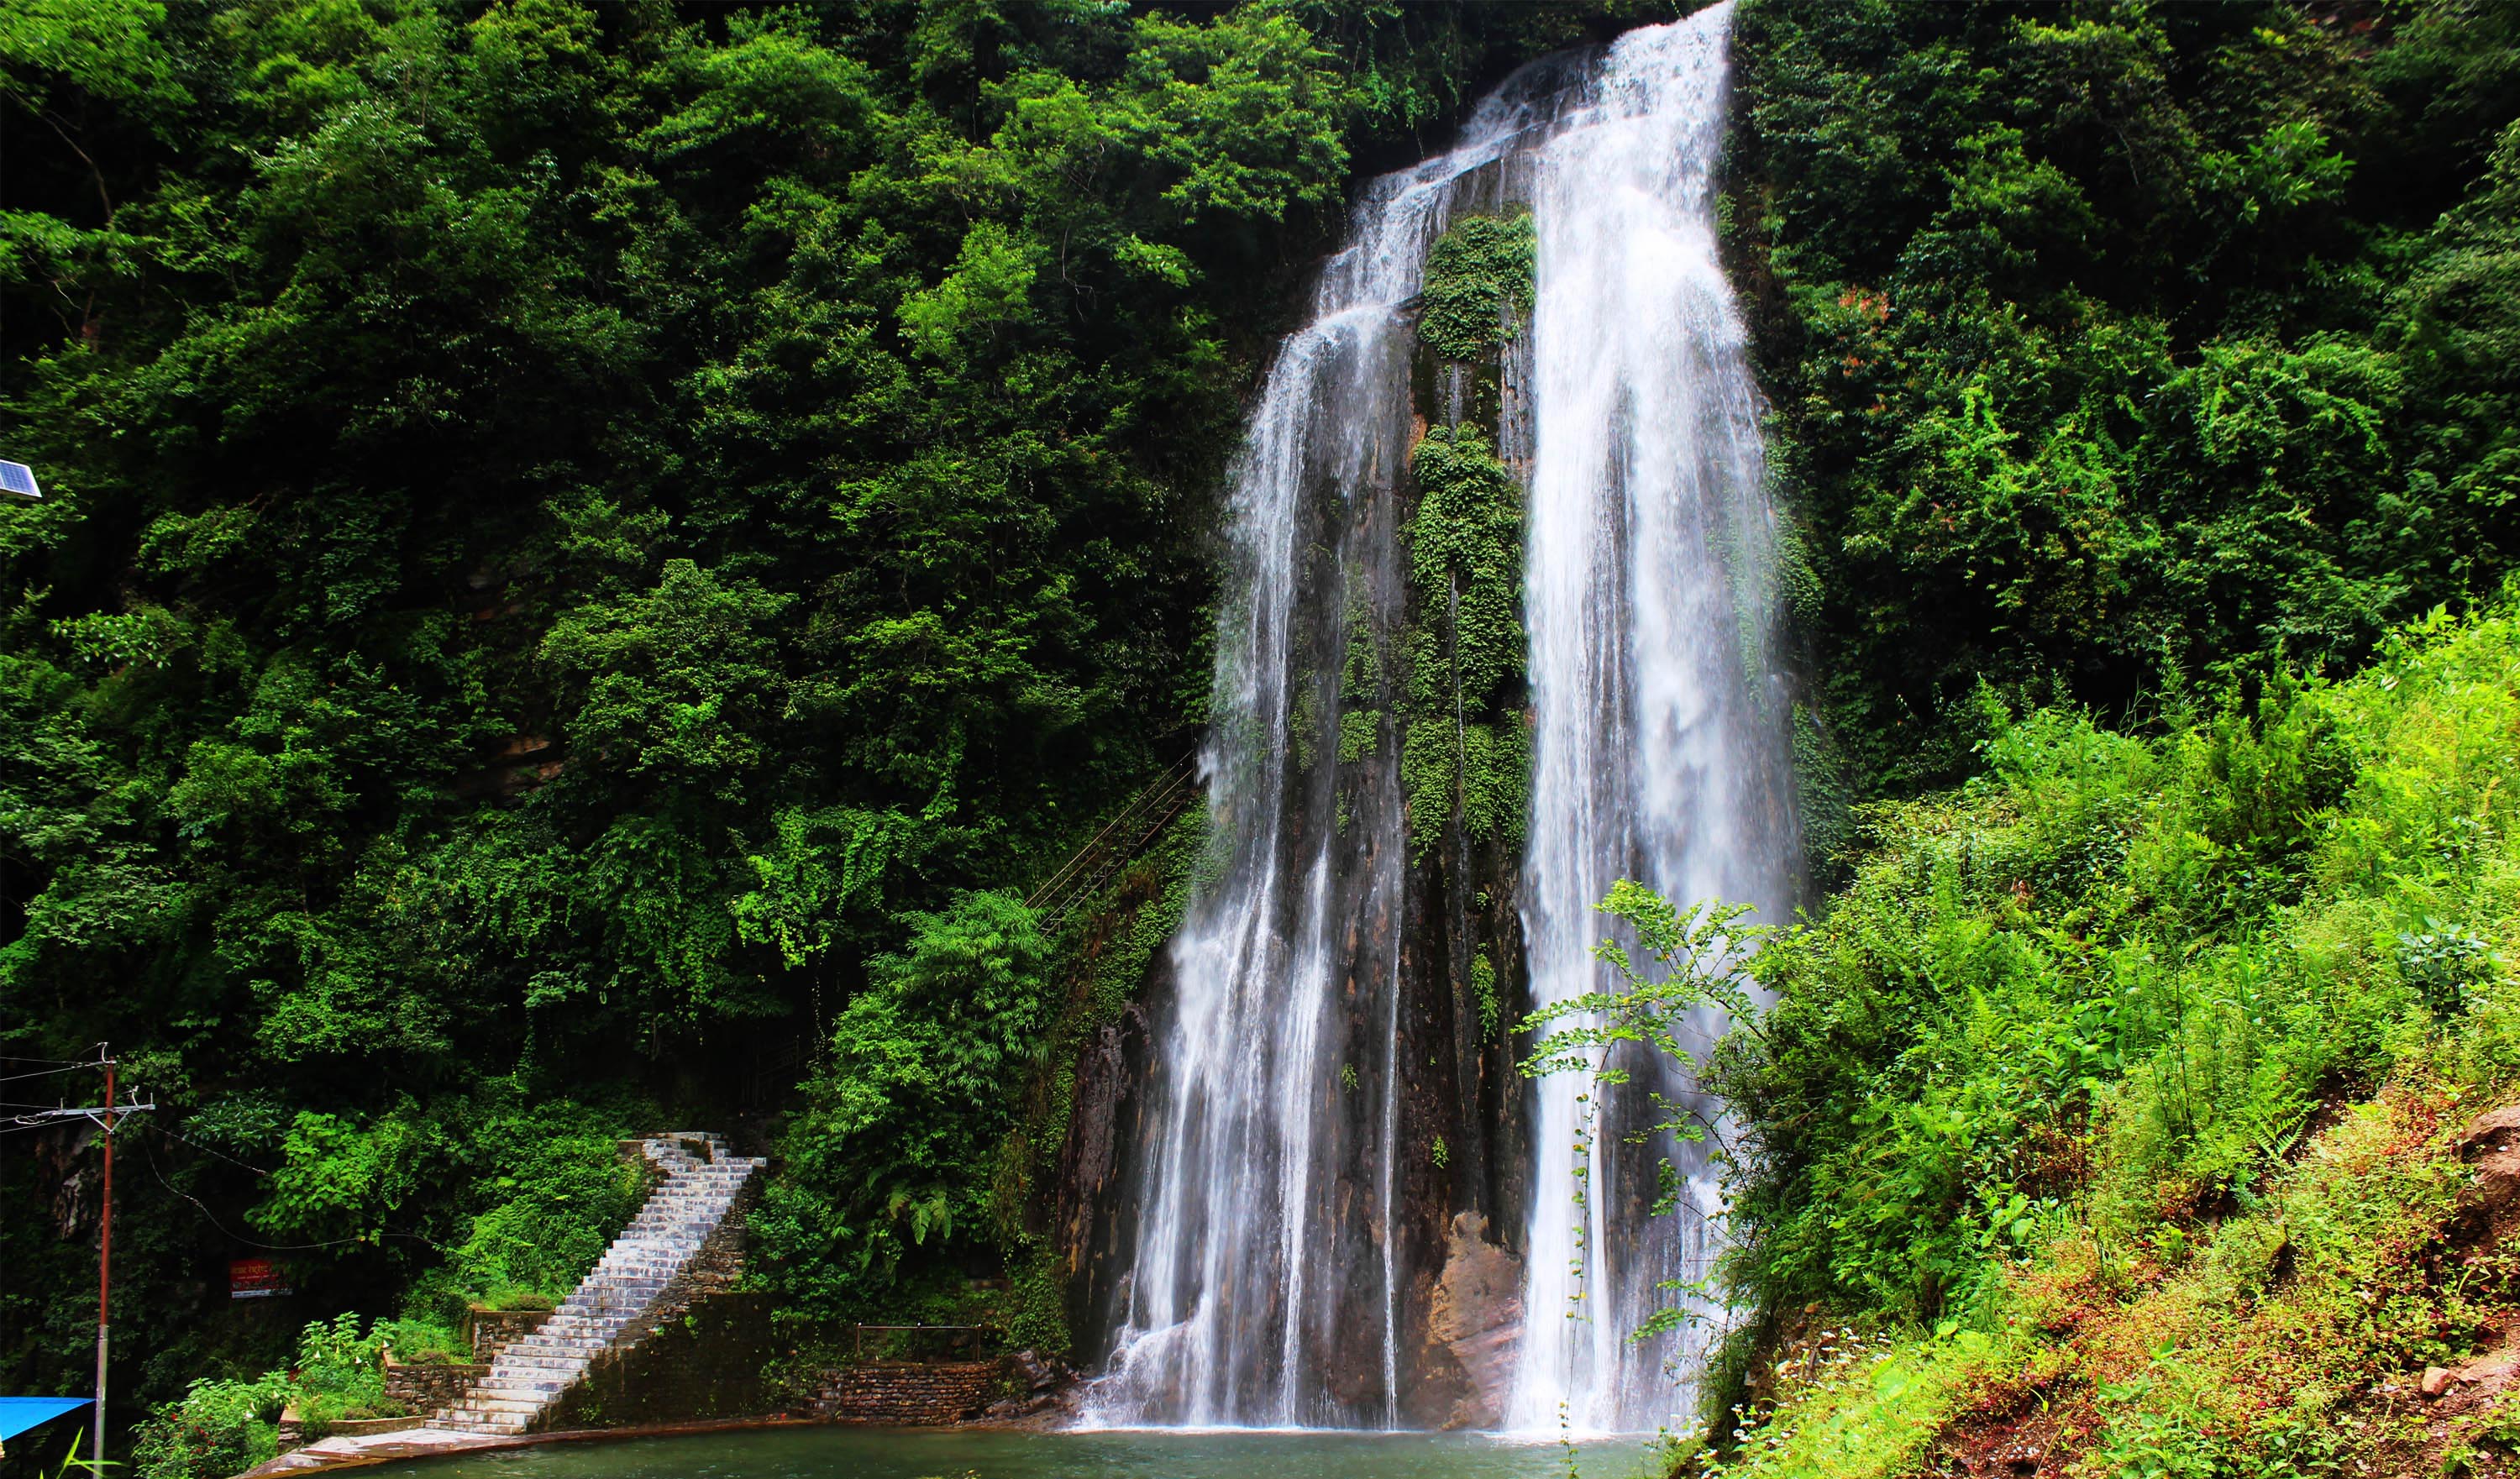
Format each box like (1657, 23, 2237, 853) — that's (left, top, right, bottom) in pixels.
(382, 1357, 488, 1413)
(466, 1308, 553, 1364)
(537, 1292, 785, 1431)
(815, 1362, 1005, 1425)
(533, 1174, 778, 1432)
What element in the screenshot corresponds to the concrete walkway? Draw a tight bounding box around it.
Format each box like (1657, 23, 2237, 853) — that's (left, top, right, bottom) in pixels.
(236, 1416, 817, 1476)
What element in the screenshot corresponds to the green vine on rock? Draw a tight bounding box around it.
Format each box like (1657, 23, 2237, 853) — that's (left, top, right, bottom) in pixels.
(1399, 424, 1528, 859)
(1419, 212, 1536, 362)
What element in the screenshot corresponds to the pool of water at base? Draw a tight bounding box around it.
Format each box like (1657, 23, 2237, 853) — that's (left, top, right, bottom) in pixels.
(373, 1426, 1668, 1479)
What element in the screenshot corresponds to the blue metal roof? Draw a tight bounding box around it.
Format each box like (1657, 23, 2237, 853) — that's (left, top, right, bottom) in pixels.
(0, 1397, 89, 1442)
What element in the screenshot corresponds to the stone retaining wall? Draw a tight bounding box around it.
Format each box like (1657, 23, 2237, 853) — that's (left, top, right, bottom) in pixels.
(533, 1176, 779, 1433)
(466, 1307, 554, 1364)
(815, 1361, 1005, 1425)
(537, 1293, 785, 1431)
(382, 1356, 488, 1413)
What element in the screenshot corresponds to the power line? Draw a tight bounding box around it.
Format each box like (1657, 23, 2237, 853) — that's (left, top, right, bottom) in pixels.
(0, 1061, 104, 1083)
(144, 1120, 273, 1178)
(137, 1137, 438, 1252)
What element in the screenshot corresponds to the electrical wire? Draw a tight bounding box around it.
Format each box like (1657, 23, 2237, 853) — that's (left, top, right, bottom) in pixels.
(139, 1135, 441, 1252)
(145, 1120, 274, 1178)
(0, 1061, 103, 1083)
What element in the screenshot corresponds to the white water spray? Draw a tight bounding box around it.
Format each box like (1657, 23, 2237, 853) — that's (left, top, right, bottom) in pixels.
(1506, 4, 1792, 1435)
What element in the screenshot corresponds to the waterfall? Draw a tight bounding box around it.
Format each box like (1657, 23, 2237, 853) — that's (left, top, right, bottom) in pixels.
(1081, 74, 1554, 1431)
(1506, 6, 1792, 1434)
(1088, 2, 1790, 1434)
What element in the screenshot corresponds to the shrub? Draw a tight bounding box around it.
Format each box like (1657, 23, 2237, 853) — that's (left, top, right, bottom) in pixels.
(374, 1315, 465, 1366)
(129, 1375, 288, 1479)
(753, 889, 1051, 1319)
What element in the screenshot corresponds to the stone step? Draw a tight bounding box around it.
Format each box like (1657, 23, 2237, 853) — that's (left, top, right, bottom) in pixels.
(450, 1398, 544, 1415)
(428, 1146, 761, 1437)
(516, 1328, 622, 1348)
(477, 1377, 572, 1395)
(511, 1332, 611, 1349)
(493, 1361, 586, 1378)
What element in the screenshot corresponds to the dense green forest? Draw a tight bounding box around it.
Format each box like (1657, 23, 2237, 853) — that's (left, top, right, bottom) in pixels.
(1687, 4, 2520, 1472)
(6, 0, 2520, 1475)
(0, 0, 1665, 1450)
(1730, 0, 2520, 837)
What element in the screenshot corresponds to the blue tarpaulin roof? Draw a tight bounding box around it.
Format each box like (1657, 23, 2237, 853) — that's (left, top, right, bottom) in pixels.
(0, 1397, 89, 1441)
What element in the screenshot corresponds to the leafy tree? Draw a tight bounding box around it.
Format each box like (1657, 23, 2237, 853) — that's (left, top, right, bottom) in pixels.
(752, 889, 1050, 1317)
(1729, 0, 2520, 805)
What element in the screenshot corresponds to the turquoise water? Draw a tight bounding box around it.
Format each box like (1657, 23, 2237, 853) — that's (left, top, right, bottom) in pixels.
(376, 1426, 1667, 1479)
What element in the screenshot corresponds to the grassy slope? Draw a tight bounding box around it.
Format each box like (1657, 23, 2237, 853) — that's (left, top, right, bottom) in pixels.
(1698, 597, 2520, 1477)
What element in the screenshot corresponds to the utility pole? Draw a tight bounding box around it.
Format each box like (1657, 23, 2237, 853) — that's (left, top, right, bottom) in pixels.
(95, 1049, 114, 1476)
(7, 1052, 153, 1475)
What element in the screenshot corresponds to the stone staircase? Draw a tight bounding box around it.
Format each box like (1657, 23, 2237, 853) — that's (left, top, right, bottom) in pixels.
(428, 1133, 764, 1436)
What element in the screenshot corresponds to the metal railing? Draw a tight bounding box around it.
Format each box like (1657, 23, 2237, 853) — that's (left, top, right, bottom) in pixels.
(1024, 752, 1201, 931)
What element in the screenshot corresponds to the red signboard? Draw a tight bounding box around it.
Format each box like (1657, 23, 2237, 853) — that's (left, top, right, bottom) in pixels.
(228, 1257, 291, 1299)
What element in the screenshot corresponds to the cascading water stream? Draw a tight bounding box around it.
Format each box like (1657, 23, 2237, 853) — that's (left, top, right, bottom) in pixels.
(1505, 4, 1793, 1435)
(1088, 3, 1791, 1435)
(1083, 76, 1558, 1431)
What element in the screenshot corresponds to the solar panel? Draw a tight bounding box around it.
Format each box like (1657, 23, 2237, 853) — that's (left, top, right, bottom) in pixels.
(0, 461, 39, 500)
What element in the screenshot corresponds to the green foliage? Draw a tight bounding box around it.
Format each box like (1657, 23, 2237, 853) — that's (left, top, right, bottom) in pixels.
(1519, 882, 1773, 1344)
(246, 1087, 644, 1323)
(1524, 881, 1769, 1088)
(130, 1374, 288, 1479)
(127, 1313, 411, 1479)
(371, 1315, 463, 1366)
(2398, 917, 2497, 1024)
(1470, 947, 1501, 1042)
(1399, 424, 1528, 859)
(1000, 1246, 1070, 1357)
(1408, 426, 1523, 710)
(753, 890, 1050, 1319)
(432, 1115, 645, 1309)
(1730, 0, 2520, 796)
(1696, 595, 2520, 1465)
(290, 1311, 389, 1411)
(1417, 212, 1535, 362)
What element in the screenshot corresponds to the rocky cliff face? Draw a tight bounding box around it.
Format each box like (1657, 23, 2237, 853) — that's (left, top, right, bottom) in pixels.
(1050, 202, 1549, 1425)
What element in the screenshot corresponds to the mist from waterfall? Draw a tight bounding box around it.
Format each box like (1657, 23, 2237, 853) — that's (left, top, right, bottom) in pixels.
(1086, 2, 1791, 1435)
